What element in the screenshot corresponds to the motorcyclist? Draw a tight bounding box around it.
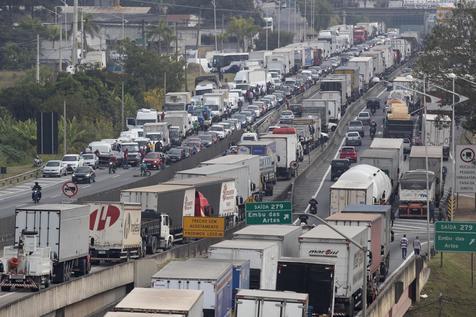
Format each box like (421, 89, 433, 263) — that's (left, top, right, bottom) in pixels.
(33, 155, 42, 167)
(140, 161, 148, 176)
(32, 182, 42, 200)
(370, 120, 377, 137)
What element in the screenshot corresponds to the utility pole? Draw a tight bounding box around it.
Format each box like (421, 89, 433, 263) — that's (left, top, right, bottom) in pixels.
(63, 100, 67, 155)
(277, 0, 281, 48)
(266, 25, 269, 51)
(36, 34, 40, 83)
(142, 20, 146, 49)
(80, 8, 84, 61)
(72, 0, 78, 66)
(175, 22, 178, 61)
(212, 0, 218, 51)
(121, 82, 125, 130)
(304, 0, 307, 41)
(287, 0, 291, 32)
(451, 75, 456, 221)
(221, 14, 224, 52)
(343, 10, 347, 25)
(59, 15, 63, 71)
(423, 76, 432, 260)
(122, 15, 125, 42)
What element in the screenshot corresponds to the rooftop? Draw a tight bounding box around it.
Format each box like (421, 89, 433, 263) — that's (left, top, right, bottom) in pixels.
(152, 259, 231, 280)
(233, 225, 302, 237)
(300, 224, 367, 240)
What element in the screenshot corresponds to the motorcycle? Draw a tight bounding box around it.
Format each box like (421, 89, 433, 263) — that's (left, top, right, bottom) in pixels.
(32, 189, 41, 204)
(33, 157, 43, 167)
(370, 126, 377, 139)
(108, 161, 116, 174)
(140, 163, 151, 177)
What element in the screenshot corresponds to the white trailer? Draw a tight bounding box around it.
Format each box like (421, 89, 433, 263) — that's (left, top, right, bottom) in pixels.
(203, 93, 225, 121)
(143, 122, 170, 149)
(165, 111, 192, 138)
(208, 239, 279, 290)
(299, 225, 368, 317)
(348, 56, 374, 90)
(370, 138, 405, 178)
(260, 134, 298, 179)
(164, 92, 192, 112)
(235, 289, 308, 317)
(359, 148, 400, 188)
(361, 51, 385, 76)
(330, 164, 393, 215)
(312, 93, 342, 122)
(423, 114, 451, 160)
(114, 288, 204, 317)
(232, 225, 303, 257)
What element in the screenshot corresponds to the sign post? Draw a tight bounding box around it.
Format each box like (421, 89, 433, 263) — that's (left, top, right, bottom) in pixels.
(245, 201, 292, 225)
(435, 221, 476, 252)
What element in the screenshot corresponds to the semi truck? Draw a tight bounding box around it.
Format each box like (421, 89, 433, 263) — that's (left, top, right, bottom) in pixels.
(423, 114, 451, 160)
(408, 146, 443, 199)
(335, 66, 361, 101)
(276, 257, 335, 316)
(261, 133, 299, 180)
(292, 116, 322, 150)
(299, 225, 368, 317)
(312, 92, 342, 123)
(320, 78, 349, 108)
(330, 164, 393, 215)
(383, 99, 414, 139)
(302, 98, 338, 132)
(165, 111, 192, 145)
(398, 170, 436, 218)
(164, 92, 192, 112)
(0, 204, 91, 290)
(143, 122, 170, 150)
(235, 289, 309, 317)
(232, 225, 303, 257)
(113, 288, 204, 316)
(347, 57, 374, 91)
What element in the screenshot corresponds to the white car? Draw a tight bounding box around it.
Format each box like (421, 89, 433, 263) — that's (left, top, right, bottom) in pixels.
(81, 153, 99, 169)
(217, 122, 232, 136)
(42, 160, 67, 177)
(246, 105, 262, 117)
(280, 110, 295, 122)
(209, 125, 226, 139)
(241, 132, 259, 142)
(61, 154, 84, 173)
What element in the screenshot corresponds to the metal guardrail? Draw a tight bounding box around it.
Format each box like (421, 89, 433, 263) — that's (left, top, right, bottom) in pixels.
(0, 168, 42, 188)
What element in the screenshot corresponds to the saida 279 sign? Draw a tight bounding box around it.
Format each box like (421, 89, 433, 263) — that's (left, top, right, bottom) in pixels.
(245, 201, 292, 225)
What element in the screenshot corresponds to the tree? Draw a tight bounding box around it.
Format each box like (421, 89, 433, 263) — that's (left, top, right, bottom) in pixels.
(227, 17, 259, 52)
(147, 20, 176, 54)
(255, 30, 294, 50)
(82, 13, 100, 51)
(298, 0, 338, 32)
(414, 2, 476, 132)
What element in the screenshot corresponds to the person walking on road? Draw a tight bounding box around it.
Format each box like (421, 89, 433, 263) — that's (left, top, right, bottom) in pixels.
(413, 236, 422, 256)
(401, 234, 409, 259)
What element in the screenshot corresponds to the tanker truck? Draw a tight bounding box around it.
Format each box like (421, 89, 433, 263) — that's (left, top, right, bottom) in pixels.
(330, 164, 393, 215)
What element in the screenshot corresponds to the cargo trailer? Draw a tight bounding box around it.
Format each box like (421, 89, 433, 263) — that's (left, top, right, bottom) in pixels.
(235, 289, 308, 317)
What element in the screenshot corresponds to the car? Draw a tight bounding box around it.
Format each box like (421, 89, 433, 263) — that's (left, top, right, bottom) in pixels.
(197, 133, 216, 147)
(231, 113, 248, 127)
(241, 132, 259, 142)
(61, 154, 83, 173)
(225, 118, 241, 131)
(42, 160, 67, 177)
(72, 166, 96, 184)
(280, 110, 295, 123)
(348, 120, 364, 137)
(181, 145, 196, 156)
(331, 159, 351, 181)
(246, 105, 261, 117)
(143, 152, 164, 170)
(339, 146, 358, 162)
(366, 98, 381, 109)
(209, 125, 226, 139)
(183, 139, 203, 152)
(345, 131, 362, 146)
(357, 111, 371, 125)
(290, 104, 303, 117)
(217, 122, 232, 136)
(80, 153, 99, 169)
(240, 110, 256, 123)
(403, 138, 412, 155)
(167, 147, 186, 162)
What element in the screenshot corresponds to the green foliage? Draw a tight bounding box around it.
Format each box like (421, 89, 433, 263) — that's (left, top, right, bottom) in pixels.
(255, 30, 294, 50)
(298, 0, 337, 32)
(226, 17, 259, 52)
(147, 20, 176, 54)
(0, 112, 36, 165)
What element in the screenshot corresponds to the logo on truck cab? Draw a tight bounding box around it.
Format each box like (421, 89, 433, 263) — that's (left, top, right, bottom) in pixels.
(89, 204, 121, 231)
(308, 249, 339, 257)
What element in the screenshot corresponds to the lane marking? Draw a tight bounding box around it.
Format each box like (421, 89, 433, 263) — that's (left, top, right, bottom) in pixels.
(377, 89, 386, 98)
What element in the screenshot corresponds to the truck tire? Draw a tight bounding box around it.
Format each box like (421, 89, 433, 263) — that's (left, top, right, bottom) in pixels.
(53, 262, 65, 283)
(146, 236, 158, 254)
(77, 257, 88, 276)
(44, 277, 50, 289)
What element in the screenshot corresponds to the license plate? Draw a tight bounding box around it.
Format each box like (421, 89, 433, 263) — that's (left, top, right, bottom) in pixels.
(98, 251, 106, 254)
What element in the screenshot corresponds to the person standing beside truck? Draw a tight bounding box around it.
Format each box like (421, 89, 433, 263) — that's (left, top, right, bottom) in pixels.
(413, 236, 421, 256)
(401, 234, 409, 259)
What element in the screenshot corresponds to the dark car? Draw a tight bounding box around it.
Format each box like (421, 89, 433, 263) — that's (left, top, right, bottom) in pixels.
(290, 104, 303, 117)
(180, 145, 196, 156)
(367, 98, 381, 109)
(167, 148, 186, 162)
(72, 166, 96, 184)
(331, 159, 351, 181)
(143, 152, 164, 170)
(198, 133, 216, 147)
(183, 139, 203, 153)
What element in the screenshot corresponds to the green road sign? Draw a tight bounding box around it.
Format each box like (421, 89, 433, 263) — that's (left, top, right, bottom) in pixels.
(245, 201, 292, 225)
(435, 221, 476, 253)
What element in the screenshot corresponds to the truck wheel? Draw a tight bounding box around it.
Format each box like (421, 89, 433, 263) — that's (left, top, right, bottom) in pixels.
(53, 263, 65, 283)
(44, 277, 50, 289)
(77, 257, 88, 276)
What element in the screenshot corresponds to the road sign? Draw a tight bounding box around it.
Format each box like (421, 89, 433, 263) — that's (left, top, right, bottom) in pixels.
(245, 201, 292, 225)
(435, 221, 476, 252)
(183, 216, 225, 238)
(456, 145, 476, 193)
(62, 181, 79, 198)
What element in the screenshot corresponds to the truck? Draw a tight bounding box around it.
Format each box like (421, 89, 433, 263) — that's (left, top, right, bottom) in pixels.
(164, 92, 192, 112)
(353, 26, 368, 44)
(208, 239, 279, 290)
(232, 225, 303, 257)
(423, 114, 451, 160)
(270, 48, 295, 74)
(359, 149, 400, 192)
(113, 288, 204, 316)
(165, 111, 192, 145)
(249, 50, 273, 67)
(261, 133, 299, 179)
(88, 141, 123, 166)
(361, 51, 385, 77)
(233, 69, 267, 89)
(409, 146, 443, 197)
(292, 116, 321, 151)
(119, 141, 141, 166)
(299, 225, 368, 317)
(383, 100, 414, 139)
(152, 259, 233, 317)
(143, 122, 170, 150)
(302, 99, 334, 132)
(313, 92, 342, 122)
(326, 212, 390, 282)
(335, 65, 361, 100)
(266, 56, 286, 79)
(398, 170, 437, 218)
(347, 57, 374, 91)
(235, 289, 309, 317)
(120, 184, 201, 248)
(276, 257, 335, 316)
(372, 45, 395, 70)
(126, 108, 158, 129)
(203, 93, 225, 121)
(0, 204, 91, 290)
(330, 164, 393, 215)
(201, 154, 275, 196)
(237, 140, 279, 182)
(322, 75, 351, 106)
(369, 138, 405, 178)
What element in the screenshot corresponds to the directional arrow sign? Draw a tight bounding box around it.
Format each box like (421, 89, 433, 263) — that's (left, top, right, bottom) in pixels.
(435, 221, 476, 253)
(245, 201, 292, 225)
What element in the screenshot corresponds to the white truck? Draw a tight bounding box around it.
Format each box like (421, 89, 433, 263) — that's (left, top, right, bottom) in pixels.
(312, 92, 342, 124)
(423, 114, 451, 160)
(143, 122, 170, 150)
(270, 48, 295, 74)
(299, 225, 368, 317)
(370, 138, 405, 180)
(164, 92, 192, 112)
(249, 50, 273, 67)
(408, 146, 443, 197)
(88, 140, 123, 166)
(235, 289, 309, 317)
(292, 116, 322, 149)
(261, 134, 298, 180)
(359, 148, 400, 191)
(330, 164, 393, 215)
(348, 56, 374, 91)
(234, 69, 267, 88)
(113, 288, 204, 316)
(320, 77, 350, 107)
(233, 224, 303, 257)
(0, 204, 91, 290)
(126, 108, 158, 129)
(203, 92, 225, 121)
(398, 170, 437, 218)
(208, 239, 279, 290)
(302, 99, 339, 132)
(362, 51, 385, 76)
(165, 111, 192, 145)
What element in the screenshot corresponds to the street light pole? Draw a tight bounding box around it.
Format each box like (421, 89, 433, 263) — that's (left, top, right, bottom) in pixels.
(293, 212, 368, 317)
(212, 0, 218, 52)
(451, 75, 456, 220)
(423, 76, 432, 260)
(277, 0, 281, 48)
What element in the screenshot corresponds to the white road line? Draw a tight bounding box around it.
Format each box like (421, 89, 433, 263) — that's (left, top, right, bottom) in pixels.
(376, 89, 386, 98)
(112, 174, 121, 178)
(0, 292, 15, 298)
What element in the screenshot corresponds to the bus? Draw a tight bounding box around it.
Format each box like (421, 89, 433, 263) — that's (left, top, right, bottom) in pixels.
(211, 52, 249, 72)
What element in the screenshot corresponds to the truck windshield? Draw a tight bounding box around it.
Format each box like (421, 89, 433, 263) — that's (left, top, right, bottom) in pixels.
(169, 129, 180, 138)
(146, 133, 162, 141)
(122, 144, 139, 152)
(136, 119, 156, 126)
